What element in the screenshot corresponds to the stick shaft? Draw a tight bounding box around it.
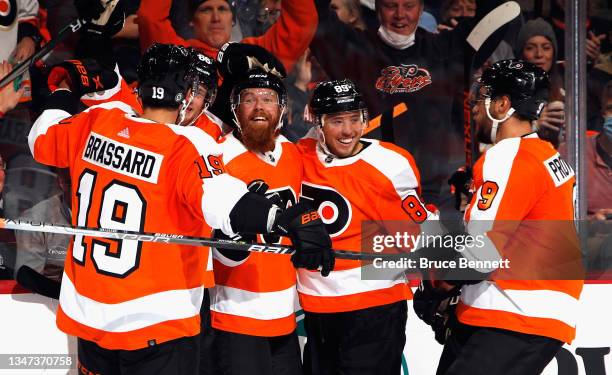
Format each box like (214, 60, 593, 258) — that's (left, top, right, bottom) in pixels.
(0, 218, 380, 260)
(0, 19, 86, 88)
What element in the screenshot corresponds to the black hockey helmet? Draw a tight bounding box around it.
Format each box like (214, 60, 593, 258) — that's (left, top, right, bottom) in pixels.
(310, 79, 368, 124)
(137, 43, 191, 108)
(478, 59, 550, 121)
(185, 49, 218, 106)
(230, 68, 287, 108)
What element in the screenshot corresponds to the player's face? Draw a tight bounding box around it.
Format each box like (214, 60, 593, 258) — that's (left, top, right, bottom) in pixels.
(377, 0, 423, 36)
(322, 111, 365, 158)
(236, 88, 282, 153)
(470, 85, 493, 143)
(183, 85, 208, 125)
(191, 0, 233, 49)
(522, 36, 554, 72)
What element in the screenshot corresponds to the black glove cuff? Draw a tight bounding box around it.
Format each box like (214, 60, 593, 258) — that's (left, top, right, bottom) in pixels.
(43, 90, 81, 114)
(229, 192, 275, 235)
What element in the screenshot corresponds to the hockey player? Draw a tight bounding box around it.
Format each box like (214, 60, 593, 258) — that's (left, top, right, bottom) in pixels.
(207, 69, 327, 375)
(298, 79, 437, 374)
(432, 59, 584, 374)
(28, 43, 332, 375)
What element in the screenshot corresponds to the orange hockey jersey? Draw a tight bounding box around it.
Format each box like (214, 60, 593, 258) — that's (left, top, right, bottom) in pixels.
(210, 133, 301, 337)
(459, 133, 583, 344)
(297, 131, 437, 313)
(28, 101, 249, 350)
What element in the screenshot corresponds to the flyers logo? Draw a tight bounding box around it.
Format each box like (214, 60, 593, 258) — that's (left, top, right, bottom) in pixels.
(301, 182, 352, 237)
(0, 0, 17, 28)
(375, 64, 432, 94)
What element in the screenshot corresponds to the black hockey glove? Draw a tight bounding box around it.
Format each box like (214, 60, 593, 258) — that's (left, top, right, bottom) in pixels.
(273, 202, 334, 277)
(448, 166, 473, 212)
(216, 42, 286, 80)
(74, 0, 125, 37)
(413, 280, 460, 345)
(47, 58, 118, 96)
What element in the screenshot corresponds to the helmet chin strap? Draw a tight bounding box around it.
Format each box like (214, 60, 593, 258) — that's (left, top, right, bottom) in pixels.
(316, 113, 367, 162)
(485, 98, 515, 144)
(176, 90, 195, 126)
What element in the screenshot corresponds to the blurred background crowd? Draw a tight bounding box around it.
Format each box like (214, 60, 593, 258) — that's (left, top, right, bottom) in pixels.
(0, 0, 610, 283)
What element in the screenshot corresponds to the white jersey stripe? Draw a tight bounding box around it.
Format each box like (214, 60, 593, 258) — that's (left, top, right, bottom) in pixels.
(59, 273, 204, 332)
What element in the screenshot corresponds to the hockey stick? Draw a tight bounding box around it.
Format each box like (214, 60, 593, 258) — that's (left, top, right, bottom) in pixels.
(15, 265, 61, 299)
(0, 218, 387, 261)
(463, 1, 521, 168)
(0, 18, 86, 88)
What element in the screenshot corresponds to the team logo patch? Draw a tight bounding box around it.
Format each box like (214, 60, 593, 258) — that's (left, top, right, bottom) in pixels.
(544, 153, 574, 187)
(301, 182, 352, 238)
(0, 0, 17, 29)
(375, 64, 432, 94)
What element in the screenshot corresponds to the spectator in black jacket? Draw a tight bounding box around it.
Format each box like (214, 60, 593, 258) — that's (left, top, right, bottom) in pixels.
(309, 0, 505, 212)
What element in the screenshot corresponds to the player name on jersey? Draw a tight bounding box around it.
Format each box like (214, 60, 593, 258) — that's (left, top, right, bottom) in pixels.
(82, 132, 164, 183)
(543, 153, 574, 187)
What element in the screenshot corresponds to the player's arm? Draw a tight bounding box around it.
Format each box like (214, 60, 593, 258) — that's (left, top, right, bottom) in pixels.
(13, 0, 41, 62)
(28, 61, 123, 168)
(177, 132, 334, 276)
(243, 0, 317, 72)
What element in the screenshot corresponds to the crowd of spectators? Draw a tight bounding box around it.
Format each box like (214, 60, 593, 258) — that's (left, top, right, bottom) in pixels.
(0, 0, 610, 282)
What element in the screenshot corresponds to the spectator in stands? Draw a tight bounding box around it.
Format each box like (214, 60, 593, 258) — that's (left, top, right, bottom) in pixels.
(14, 168, 70, 299)
(138, 0, 316, 127)
(0, 62, 26, 118)
(137, 0, 315, 71)
(585, 80, 612, 220)
(283, 50, 315, 142)
(309, 0, 507, 212)
(515, 18, 565, 148)
(330, 0, 367, 31)
(437, 0, 475, 31)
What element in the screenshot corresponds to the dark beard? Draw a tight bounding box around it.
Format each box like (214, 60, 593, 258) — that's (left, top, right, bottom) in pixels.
(240, 120, 279, 154)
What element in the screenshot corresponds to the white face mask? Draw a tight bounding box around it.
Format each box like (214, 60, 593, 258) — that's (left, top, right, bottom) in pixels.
(377, 26, 416, 50)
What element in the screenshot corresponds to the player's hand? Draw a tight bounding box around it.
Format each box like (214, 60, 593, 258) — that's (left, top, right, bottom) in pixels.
(448, 166, 472, 212)
(0, 61, 25, 115)
(586, 31, 606, 63)
(537, 101, 565, 133)
(217, 42, 286, 80)
(11, 37, 36, 63)
(74, 0, 125, 37)
(47, 58, 118, 96)
(591, 208, 612, 221)
(273, 202, 334, 277)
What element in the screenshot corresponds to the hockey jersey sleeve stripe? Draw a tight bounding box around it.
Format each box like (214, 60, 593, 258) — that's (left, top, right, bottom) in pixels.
(360, 143, 419, 199)
(467, 138, 521, 222)
(168, 125, 248, 235)
(28, 108, 72, 156)
(462, 139, 521, 267)
(460, 281, 579, 328)
(297, 265, 406, 297)
(209, 284, 296, 320)
(59, 273, 203, 332)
